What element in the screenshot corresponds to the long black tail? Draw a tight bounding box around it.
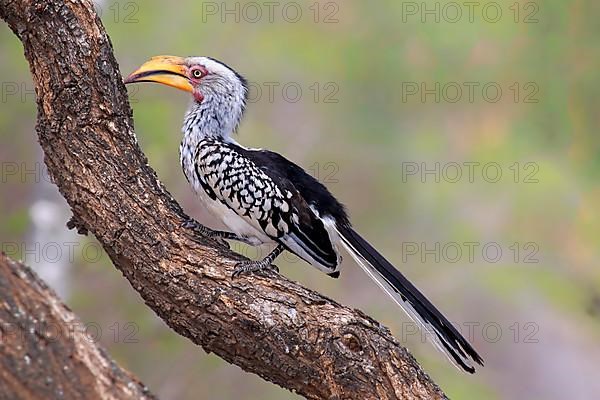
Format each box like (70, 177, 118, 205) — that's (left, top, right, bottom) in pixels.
(335, 224, 484, 373)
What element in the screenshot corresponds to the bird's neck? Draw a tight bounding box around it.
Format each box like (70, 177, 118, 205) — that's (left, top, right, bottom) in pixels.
(182, 91, 245, 144)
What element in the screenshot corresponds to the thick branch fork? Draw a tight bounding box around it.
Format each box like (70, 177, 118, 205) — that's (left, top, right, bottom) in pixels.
(0, 0, 447, 398)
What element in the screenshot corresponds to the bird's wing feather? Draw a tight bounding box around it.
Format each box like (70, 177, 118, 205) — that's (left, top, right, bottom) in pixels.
(194, 140, 339, 270)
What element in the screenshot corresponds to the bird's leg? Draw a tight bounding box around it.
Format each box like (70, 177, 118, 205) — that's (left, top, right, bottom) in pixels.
(181, 218, 253, 247)
(232, 245, 284, 278)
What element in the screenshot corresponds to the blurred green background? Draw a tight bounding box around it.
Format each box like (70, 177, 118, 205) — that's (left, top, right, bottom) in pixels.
(1, 0, 599, 399)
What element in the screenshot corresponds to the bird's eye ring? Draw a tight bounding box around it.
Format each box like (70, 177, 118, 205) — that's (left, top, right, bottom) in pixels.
(191, 69, 203, 79)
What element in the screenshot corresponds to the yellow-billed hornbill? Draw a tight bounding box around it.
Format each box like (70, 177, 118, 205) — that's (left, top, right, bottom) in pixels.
(125, 56, 484, 373)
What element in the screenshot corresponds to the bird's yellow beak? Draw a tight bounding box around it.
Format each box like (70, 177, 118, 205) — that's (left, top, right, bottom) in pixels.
(124, 55, 193, 93)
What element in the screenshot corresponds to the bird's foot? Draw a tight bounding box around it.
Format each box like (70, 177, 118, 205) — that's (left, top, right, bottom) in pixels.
(232, 244, 285, 278)
(232, 259, 279, 278)
(181, 219, 231, 249)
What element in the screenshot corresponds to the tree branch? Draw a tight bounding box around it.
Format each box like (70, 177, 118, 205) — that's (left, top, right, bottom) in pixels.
(0, 0, 447, 398)
(0, 253, 156, 400)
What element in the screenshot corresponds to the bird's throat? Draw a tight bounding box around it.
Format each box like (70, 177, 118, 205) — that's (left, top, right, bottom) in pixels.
(193, 89, 204, 103)
(182, 94, 244, 143)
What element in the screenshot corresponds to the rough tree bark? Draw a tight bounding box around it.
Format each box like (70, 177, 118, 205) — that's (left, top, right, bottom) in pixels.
(0, 0, 447, 399)
(0, 253, 156, 400)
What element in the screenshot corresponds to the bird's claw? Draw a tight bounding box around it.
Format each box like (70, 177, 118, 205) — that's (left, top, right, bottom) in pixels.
(232, 260, 279, 278)
(181, 219, 230, 249)
(180, 219, 207, 233)
(181, 220, 194, 229)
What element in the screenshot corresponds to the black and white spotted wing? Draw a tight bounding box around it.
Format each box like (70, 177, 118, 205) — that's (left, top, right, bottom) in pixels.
(193, 139, 341, 273)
